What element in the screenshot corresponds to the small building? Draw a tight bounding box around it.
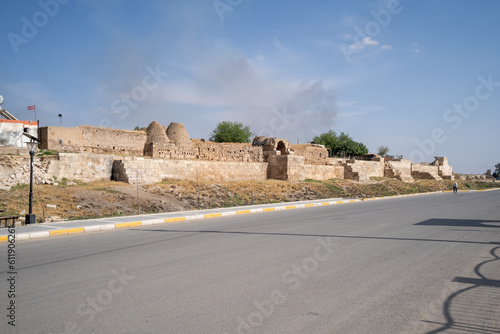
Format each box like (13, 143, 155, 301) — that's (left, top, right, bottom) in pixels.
(0, 119, 38, 148)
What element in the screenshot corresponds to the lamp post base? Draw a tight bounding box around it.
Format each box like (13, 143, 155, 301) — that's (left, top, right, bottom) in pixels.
(25, 214, 36, 225)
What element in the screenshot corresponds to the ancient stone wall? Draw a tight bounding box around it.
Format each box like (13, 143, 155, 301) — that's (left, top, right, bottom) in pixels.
(26, 124, 459, 184)
(45, 153, 116, 182)
(411, 163, 442, 180)
(146, 141, 263, 162)
(263, 138, 291, 154)
(145, 142, 197, 160)
(291, 144, 329, 165)
(112, 157, 268, 184)
(39, 126, 147, 155)
(343, 159, 384, 181)
(303, 164, 344, 180)
(384, 159, 414, 182)
(80, 127, 146, 155)
(433, 156, 453, 179)
(267, 154, 305, 182)
(0, 153, 112, 190)
(0, 155, 60, 191)
(195, 142, 263, 162)
(38, 126, 83, 151)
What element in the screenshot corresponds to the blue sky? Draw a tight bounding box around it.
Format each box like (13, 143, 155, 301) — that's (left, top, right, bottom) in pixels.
(1, 0, 499, 174)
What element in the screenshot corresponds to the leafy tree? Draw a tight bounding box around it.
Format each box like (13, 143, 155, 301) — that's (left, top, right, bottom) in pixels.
(377, 145, 389, 157)
(209, 121, 253, 143)
(493, 163, 500, 178)
(134, 126, 140, 131)
(313, 130, 368, 157)
(312, 130, 338, 156)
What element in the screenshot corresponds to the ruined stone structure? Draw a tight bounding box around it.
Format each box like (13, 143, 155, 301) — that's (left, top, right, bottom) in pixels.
(291, 144, 329, 165)
(0, 121, 455, 186)
(38, 126, 146, 155)
(384, 159, 414, 182)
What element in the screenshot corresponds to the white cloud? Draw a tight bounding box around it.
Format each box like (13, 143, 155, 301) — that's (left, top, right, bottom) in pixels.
(381, 44, 393, 50)
(411, 42, 422, 53)
(150, 53, 338, 140)
(349, 36, 380, 51)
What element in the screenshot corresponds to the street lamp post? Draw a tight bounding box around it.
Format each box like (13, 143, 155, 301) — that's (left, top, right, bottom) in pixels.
(25, 140, 36, 225)
(22, 133, 42, 225)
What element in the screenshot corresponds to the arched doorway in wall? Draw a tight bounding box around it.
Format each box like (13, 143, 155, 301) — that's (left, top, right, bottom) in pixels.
(276, 141, 286, 155)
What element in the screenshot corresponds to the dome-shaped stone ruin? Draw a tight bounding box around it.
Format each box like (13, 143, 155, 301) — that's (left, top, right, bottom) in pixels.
(146, 121, 170, 144)
(166, 122, 191, 146)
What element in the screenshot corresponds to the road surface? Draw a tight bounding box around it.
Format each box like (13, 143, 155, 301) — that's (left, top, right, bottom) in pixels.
(1, 190, 499, 333)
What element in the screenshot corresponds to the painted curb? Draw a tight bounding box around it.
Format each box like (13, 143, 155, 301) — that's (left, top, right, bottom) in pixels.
(2, 188, 499, 243)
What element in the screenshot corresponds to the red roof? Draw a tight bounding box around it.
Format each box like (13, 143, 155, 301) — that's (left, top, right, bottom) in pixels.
(0, 119, 38, 126)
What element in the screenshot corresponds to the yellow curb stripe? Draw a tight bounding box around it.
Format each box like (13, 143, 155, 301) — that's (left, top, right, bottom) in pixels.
(321, 202, 330, 205)
(67, 227, 85, 235)
(204, 213, 222, 219)
(237, 210, 251, 215)
(336, 201, 344, 204)
(305, 204, 314, 208)
(49, 229, 68, 236)
(285, 205, 296, 210)
(263, 208, 275, 212)
(115, 221, 142, 229)
(0, 236, 8, 243)
(164, 217, 187, 223)
(349, 200, 356, 203)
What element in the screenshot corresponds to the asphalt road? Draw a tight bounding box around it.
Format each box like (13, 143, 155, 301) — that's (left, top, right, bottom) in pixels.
(1, 190, 499, 334)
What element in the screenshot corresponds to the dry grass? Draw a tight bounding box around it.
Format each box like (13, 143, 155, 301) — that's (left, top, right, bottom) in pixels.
(1, 178, 498, 223)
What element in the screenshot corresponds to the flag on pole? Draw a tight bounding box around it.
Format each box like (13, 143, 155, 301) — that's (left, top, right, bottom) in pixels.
(28, 105, 36, 111)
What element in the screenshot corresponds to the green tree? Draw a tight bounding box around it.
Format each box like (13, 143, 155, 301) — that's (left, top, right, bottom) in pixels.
(377, 145, 389, 157)
(313, 130, 368, 157)
(493, 163, 500, 178)
(134, 126, 140, 131)
(312, 130, 338, 156)
(209, 121, 253, 143)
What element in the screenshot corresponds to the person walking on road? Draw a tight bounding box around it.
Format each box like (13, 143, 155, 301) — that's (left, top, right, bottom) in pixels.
(453, 181, 458, 194)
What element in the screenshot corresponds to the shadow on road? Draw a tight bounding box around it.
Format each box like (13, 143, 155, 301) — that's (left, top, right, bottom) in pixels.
(134, 228, 499, 246)
(423, 245, 500, 333)
(415, 218, 500, 229)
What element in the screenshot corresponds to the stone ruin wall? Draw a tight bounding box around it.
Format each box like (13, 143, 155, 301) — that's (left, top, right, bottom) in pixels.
(39, 126, 147, 156)
(29, 123, 457, 184)
(342, 159, 385, 181)
(267, 155, 305, 182)
(411, 163, 442, 180)
(80, 127, 146, 155)
(145, 142, 263, 162)
(303, 164, 344, 181)
(384, 159, 414, 182)
(291, 145, 329, 165)
(411, 157, 454, 181)
(434, 157, 453, 179)
(112, 157, 267, 184)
